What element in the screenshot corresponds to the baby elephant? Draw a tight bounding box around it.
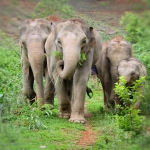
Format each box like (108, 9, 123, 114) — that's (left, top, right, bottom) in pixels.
(116, 57, 147, 108)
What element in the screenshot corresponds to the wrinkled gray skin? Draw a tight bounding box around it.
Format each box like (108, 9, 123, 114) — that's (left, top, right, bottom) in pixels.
(96, 36, 133, 108)
(19, 18, 54, 107)
(45, 19, 102, 123)
(116, 57, 147, 108)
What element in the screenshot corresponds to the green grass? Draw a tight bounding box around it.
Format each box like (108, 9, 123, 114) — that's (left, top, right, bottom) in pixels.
(0, 0, 150, 150)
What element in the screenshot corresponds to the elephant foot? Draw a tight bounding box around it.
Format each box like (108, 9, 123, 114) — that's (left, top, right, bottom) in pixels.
(58, 111, 70, 119)
(69, 114, 86, 124)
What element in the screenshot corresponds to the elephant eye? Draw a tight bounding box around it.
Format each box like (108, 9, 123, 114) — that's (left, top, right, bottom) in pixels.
(57, 40, 62, 47)
(58, 40, 62, 44)
(131, 71, 135, 76)
(22, 41, 27, 48)
(82, 38, 86, 44)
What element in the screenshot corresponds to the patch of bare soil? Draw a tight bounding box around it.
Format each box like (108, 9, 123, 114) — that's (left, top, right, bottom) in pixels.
(0, 0, 40, 39)
(68, 0, 149, 38)
(76, 107, 96, 148)
(77, 123, 96, 147)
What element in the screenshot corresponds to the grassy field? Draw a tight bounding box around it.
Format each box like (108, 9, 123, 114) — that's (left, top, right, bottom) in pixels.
(0, 0, 150, 150)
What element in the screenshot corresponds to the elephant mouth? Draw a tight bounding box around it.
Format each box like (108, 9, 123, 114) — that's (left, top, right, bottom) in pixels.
(60, 64, 64, 70)
(57, 60, 64, 72)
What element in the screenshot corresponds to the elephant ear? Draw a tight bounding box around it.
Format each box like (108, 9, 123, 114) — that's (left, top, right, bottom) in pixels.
(138, 62, 147, 77)
(45, 29, 56, 55)
(105, 44, 111, 69)
(19, 20, 30, 38)
(128, 42, 134, 57)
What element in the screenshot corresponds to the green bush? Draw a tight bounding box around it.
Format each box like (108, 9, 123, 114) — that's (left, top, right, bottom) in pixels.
(0, 31, 21, 106)
(120, 11, 150, 115)
(114, 76, 146, 134)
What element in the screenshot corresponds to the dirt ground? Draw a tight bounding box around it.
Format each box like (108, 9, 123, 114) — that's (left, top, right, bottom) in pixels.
(0, 0, 148, 148)
(0, 0, 40, 38)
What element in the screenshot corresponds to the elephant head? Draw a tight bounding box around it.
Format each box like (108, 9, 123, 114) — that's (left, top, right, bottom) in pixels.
(19, 18, 52, 106)
(116, 57, 147, 108)
(117, 57, 147, 86)
(106, 36, 133, 106)
(45, 19, 96, 80)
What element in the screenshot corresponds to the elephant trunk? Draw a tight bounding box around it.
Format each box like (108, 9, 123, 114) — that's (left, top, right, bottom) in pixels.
(109, 67, 118, 106)
(27, 37, 45, 106)
(56, 47, 80, 80)
(124, 76, 132, 86)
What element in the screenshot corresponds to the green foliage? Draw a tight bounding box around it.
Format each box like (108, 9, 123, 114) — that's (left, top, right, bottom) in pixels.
(120, 11, 150, 75)
(114, 76, 146, 134)
(114, 107, 145, 134)
(115, 76, 146, 106)
(120, 12, 143, 43)
(120, 11, 150, 115)
(26, 104, 53, 130)
(51, 50, 86, 67)
(32, 0, 75, 19)
(51, 51, 63, 59)
(78, 51, 86, 66)
(99, 1, 110, 7)
(144, 0, 150, 6)
(0, 31, 21, 105)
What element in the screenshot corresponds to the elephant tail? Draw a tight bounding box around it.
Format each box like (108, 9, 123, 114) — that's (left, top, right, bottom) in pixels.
(86, 86, 93, 99)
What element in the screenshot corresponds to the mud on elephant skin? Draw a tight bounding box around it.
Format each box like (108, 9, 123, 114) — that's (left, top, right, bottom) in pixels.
(19, 18, 54, 107)
(116, 57, 147, 108)
(96, 36, 133, 108)
(45, 18, 102, 123)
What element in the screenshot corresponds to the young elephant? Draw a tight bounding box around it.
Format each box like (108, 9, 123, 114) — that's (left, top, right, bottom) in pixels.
(116, 57, 147, 108)
(19, 18, 54, 107)
(45, 19, 102, 123)
(96, 36, 133, 108)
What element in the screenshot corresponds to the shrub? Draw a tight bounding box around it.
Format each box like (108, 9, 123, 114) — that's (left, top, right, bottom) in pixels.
(114, 76, 146, 134)
(120, 11, 150, 115)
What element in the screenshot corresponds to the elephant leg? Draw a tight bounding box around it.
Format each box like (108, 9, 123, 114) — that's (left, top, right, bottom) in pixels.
(69, 73, 88, 124)
(66, 80, 73, 100)
(29, 55, 44, 107)
(22, 65, 36, 104)
(54, 75, 71, 119)
(33, 72, 44, 107)
(44, 68, 55, 106)
(69, 56, 92, 124)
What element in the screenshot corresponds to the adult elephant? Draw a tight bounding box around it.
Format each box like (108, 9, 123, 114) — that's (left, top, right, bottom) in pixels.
(116, 57, 147, 108)
(96, 36, 133, 108)
(19, 18, 54, 107)
(45, 19, 102, 123)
